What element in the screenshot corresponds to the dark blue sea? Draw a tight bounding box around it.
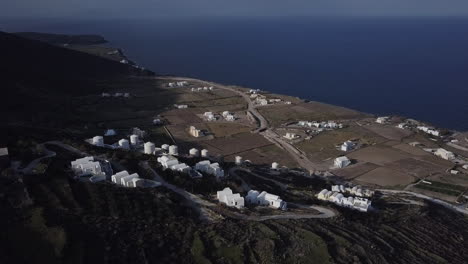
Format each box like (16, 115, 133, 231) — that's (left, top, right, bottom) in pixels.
(2, 17, 468, 130)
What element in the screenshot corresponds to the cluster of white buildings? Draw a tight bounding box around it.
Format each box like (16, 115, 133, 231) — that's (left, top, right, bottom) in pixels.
(340, 140, 356, 152)
(217, 188, 244, 209)
(331, 185, 374, 198)
(297, 120, 343, 130)
(334, 156, 351, 168)
(216, 187, 286, 210)
(318, 188, 372, 212)
(195, 160, 224, 178)
(157, 155, 190, 173)
(111, 170, 161, 188)
(104, 129, 117, 136)
(222, 111, 236, 121)
(191, 86, 214, 92)
(284, 132, 299, 140)
(204, 112, 217, 121)
(375, 116, 390, 124)
(248, 89, 261, 94)
(189, 126, 205, 137)
(434, 148, 455, 161)
(101, 92, 130, 98)
(246, 190, 287, 210)
(417, 126, 441, 137)
(168, 81, 188, 88)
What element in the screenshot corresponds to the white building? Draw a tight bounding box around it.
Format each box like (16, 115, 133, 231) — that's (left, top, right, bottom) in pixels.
(130, 134, 139, 145)
(111, 170, 130, 184)
(284, 133, 298, 140)
(217, 187, 244, 209)
(334, 156, 351, 168)
(121, 173, 140, 186)
(397, 123, 406, 129)
(225, 114, 235, 121)
(169, 145, 178, 156)
(189, 148, 200, 157)
(246, 190, 287, 210)
(353, 197, 372, 212)
(144, 142, 156, 155)
(161, 144, 170, 151)
(235, 156, 243, 165)
(101, 92, 111, 97)
(92, 136, 104, 146)
(71, 157, 104, 178)
(153, 119, 162, 125)
(195, 160, 224, 178)
(189, 126, 204, 138)
(170, 163, 191, 172)
(340, 141, 355, 152)
(434, 148, 455, 160)
(256, 98, 268, 105)
(118, 139, 130, 150)
(204, 112, 216, 121)
(175, 104, 188, 109)
(272, 162, 279, 170)
(376, 116, 390, 124)
(201, 149, 209, 157)
(157, 156, 179, 169)
(104, 129, 117, 136)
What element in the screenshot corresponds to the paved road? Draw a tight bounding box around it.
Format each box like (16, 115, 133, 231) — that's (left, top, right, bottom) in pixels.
(18, 144, 56, 174)
(156, 76, 321, 171)
(378, 189, 468, 216)
(140, 161, 216, 221)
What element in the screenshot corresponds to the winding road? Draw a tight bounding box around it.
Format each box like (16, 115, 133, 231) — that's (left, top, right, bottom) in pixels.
(156, 76, 320, 171)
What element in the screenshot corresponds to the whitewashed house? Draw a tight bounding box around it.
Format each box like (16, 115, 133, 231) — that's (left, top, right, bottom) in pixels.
(318, 189, 332, 200)
(201, 149, 209, 157)
(92, 136, 104, 146)
(340, 141, 355, 152)
(353, 197, 372, 212)
(376, 116, 390, 124)
(157, 156, 179, 169)
(111, 171, 130, 184)
(144, 142, 156, 154)
(217, 187, 244, 209)
(272, 162, 279, 170)
(235, 156, 243, 165)
(189, 148, 200, 157)
(189, 126, 204, 137)
(195, 160, 224, 178)
(169, 145, 178, 156)
(246, 190, 287, 210)
(130, 135, 139, 145)
(334, 156, 351, 168)
(435, 148, 455, 160)
(284, 133, 298, 140)
(121, 173, 140, 186)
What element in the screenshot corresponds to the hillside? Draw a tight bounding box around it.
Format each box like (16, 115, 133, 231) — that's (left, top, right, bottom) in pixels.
(0, 31, 154, 141)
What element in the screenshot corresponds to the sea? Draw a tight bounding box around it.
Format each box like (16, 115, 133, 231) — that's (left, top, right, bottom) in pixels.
(2, 17, 468, 131)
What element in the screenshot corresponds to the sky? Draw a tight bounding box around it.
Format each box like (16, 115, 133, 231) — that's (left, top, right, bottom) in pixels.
(2, 0, 468, 19)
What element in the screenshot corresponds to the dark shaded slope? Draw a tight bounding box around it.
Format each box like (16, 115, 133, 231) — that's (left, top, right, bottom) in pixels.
(0, 31, 154, 144)
(15, 32, 107, 45)
(0, 31, 152, 95)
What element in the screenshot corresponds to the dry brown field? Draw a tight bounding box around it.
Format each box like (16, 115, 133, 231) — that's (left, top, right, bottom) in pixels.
(347, 145, 411, 166)
(354, 167, 416, 187)
(363, 124, 413, 141)
(332, 162, 379, 180)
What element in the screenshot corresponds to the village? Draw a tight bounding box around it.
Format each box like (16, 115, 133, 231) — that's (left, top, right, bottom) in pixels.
(5, 76, 468, 224)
